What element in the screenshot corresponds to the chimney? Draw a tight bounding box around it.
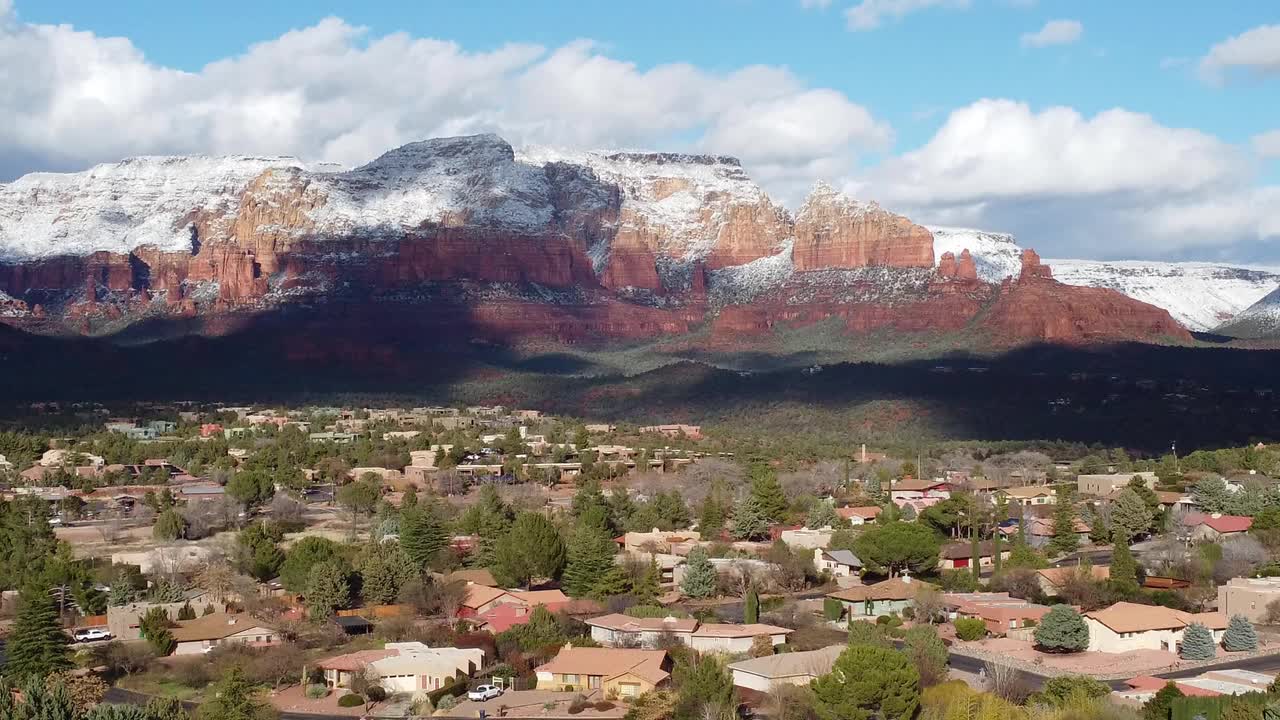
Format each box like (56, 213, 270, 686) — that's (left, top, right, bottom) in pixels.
(902, 572, 912, 584)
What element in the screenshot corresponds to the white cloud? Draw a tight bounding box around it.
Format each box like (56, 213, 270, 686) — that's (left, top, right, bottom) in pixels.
(861, 99, 1277, 260)
(844, 0, 971, 32)
(1199, 24, 1280, 83)
(1254, 130, 1280, 159)
(1019, 19, 1083, 48)
(0, 15, 889, 201)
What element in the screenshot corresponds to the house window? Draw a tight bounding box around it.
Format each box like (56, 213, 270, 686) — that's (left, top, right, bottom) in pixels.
(618, 683, 640, 698)
(564, 674, 580, 685)
(588, 676, 601, 689)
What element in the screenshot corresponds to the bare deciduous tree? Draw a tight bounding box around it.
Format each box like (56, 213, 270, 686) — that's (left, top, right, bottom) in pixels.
(1217, 535, 1269, 584)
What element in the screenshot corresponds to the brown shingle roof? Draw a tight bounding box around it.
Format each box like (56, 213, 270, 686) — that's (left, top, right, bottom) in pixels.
(585, 613, 699, 633)
(170, 613, 274, 642)
(694, 623, 793, 638)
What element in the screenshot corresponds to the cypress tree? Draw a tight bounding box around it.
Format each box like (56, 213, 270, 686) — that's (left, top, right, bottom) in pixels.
(6, 585, 72, 678)
(992, 530, 1002, 575)
(744, 587, 760, 624)
(1110, 536, 1141, 597)
(749, 465, 788, 523)
(970, 530, 981, 581)
(1046, 501, 1080, 556)
(493, 512, 567, 588)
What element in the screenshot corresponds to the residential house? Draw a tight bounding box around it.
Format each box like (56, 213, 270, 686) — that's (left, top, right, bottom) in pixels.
(996, 486, 1057, 507)
(170, 612, 279, 656)
(457, 586, 570, 619)
(826, 576, 937, 618)
(1183, 513, 1253, 541)
(586, 614, 792, 653)
(620, 529, 701, 555)
(937, 541, 1010, 571)
(729, 645, 844, 694)
(199, 423, 223, 438)
(39, 449, 105, 469)
(638, 424, 703, 440)
(317, 643, 485, 693)
(1083, 602, 1227, 653)
(1023, 517, 1091, 550)
(1036, 566, 1110, 598)
(1116, 670, 1277, 705)
(1218, 577, 1280, 623)
(584, 424, 616, 434)
(814, 549, 862, 578)
(1077, 472, 1157, 497)
(836, 506, 882, 525)
(889, 478, 953, 503)
(942, 592, 1051, 635)
(780, 527, 835, 549)
(535, 646, 672, 699)
(309, 432, 357, 444)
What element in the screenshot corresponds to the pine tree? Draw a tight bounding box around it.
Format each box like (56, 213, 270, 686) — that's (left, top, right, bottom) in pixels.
(492, 512, 566, 588)
(6, 585, 72, 678)
(152, 508, 187, 541)
(402, 486, 418, 509)
(399, 507, 447, 571)
(358, 541, 416, 605)
(305, 560, 351, 620)
(749, 465, 788, 523)
(812, 645, 920, 720)
(1046, 502, 1080, 556)
(1223, 614, 1259, 652)
(1033, 605, 1089, 653)
(632, 558, 661, 604)
(1180, 622, 1216, 661)
(563, 519, 628, 599)
(200, 666, 273, 720)
(1142, 682, 1183, 720)
(744, 587, 759, 624)
(177, 602, 196, 621)
(1110, 536, 1140, 597)
(680, 547, 716, 599)
(732, 496, 770, 541)
(140, 606, 176, 656)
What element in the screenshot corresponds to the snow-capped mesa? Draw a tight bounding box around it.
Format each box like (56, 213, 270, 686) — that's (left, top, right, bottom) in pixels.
(1214, 284, 1280, 339)
(1048, 260, 1280, 332)
(928, 227, 1024, 282)
(0, 155, 306, 261)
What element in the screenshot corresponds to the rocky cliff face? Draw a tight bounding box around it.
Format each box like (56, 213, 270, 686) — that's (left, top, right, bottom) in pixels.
(0, 134, 1191, 347)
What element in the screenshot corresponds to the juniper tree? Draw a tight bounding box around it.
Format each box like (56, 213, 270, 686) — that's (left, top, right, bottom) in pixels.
(1033, 604, 1089, 653)
(680, 547, 716, 599)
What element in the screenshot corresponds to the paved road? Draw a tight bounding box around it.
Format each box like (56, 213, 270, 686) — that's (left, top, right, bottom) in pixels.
(103, 687, 349, 720)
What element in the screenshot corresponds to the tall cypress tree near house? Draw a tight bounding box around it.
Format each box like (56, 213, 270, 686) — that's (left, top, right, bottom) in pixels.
(970, 529, 981, 581)
(6, 584, 72, 678)
(744, 586, 760, 624)
(992, 530, 1002, 575)
(1109, 535, 1141, 597)
(632, 558, 661, 604)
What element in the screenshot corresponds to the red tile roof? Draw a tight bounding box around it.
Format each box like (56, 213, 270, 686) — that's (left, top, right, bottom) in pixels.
(1183, 513, 1253, 534)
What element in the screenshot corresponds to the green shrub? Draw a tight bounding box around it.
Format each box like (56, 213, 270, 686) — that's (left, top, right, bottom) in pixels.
(366, 686, 387, 702)
(823, 597, 844, 621)
(594, 701, 615, 710)
(305, 684, 328, 700)
(338, 694, 365, 708)
(953, 618, 987, 641)
(437, 695, 457, 711)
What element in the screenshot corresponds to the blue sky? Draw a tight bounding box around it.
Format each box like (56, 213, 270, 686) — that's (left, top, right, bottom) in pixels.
(4, 0, 1279, 261)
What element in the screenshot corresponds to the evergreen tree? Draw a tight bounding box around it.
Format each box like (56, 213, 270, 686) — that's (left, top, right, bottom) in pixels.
(673, 655, 733, 720)
(749, 465, 788, 523)
(1046, 502, 1080, 556)
(744, 586, 759, 624)
(199, 666, 277, 720)
(991, 530, 1002, 575)
(811, 644, 920, 720)
(458, 485, 513, 568)
(1223, 614, 1259, 652)
(6, 584, 72, 678)
(680, 547, 716, 598)
(1033, 605, 1089, 653)
(852, 521, 941, 577)
(732, 496, 770, 541)
(305, 560, 351, 620)
(1111, 488, 1156, 542)
(562, 517, 628, 599)
(1142, 682, 1183, 720)
(1109, 536, 1141, 597)
(357, 541, 416, 605)
(571, 479, 611, 527)
(903, 625, 950, 687)
(152, 508, 187, 541)
(698, 494, 728, 537)
(806, 502, 842, 530)
(278, 536, 344, 592)
(139, 606, 176, 656)
(847, 620, 893, 648)
(492, 512, 566, 588)
(1180, 622, 1216, 661)
(401, 486, 418, 509)
(970, 531, 981, 581)
(177, 602, 196, 621)
(632, 558, 661, 604)
(399, 507, 447, 571)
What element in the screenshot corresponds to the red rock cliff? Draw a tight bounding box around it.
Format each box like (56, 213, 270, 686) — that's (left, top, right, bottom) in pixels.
(792, 183, 934, 271)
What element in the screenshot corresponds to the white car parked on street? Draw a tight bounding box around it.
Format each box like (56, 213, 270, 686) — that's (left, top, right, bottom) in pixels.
(73, 628, 112, 642)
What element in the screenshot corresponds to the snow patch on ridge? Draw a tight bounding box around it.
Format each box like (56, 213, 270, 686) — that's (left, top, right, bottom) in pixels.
(928, 226, 1023, 282)
(1048, 259, 1280, 332)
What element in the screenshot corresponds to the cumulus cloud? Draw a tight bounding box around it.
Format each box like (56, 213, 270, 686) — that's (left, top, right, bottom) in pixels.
(1019, 19, 1083, 48)
(861, 99, 1276, 260)
(1199, 24, 1280, 83)
(844, 0, 971, 32)
(0, 14, 888, 202)
(1254, 130, 1280, 159)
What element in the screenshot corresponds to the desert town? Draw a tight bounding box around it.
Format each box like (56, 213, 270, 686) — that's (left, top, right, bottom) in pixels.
(0, 401, 1279, 720)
